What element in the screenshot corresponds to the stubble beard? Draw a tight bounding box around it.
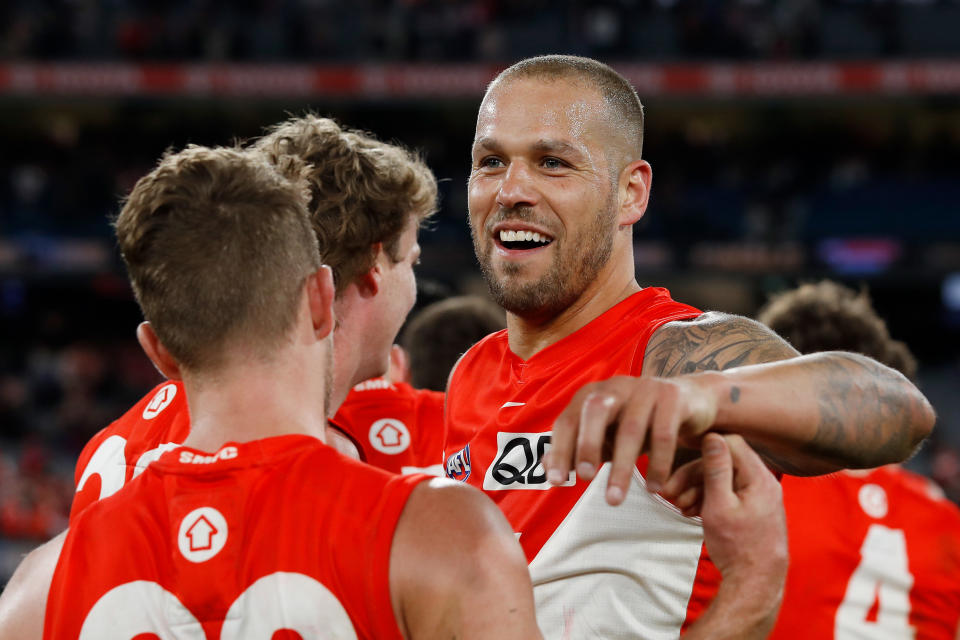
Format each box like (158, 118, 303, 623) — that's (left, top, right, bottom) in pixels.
(472, 200, 617, 321)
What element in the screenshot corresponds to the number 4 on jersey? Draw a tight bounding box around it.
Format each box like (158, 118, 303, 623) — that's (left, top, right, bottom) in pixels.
(835, 524, 915, 639)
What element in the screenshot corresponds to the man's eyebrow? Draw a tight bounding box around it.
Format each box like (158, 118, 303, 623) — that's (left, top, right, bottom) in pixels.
(472, 137, 502, 154)
(472, 137, 586, 160)
(530, 139, 584, 159)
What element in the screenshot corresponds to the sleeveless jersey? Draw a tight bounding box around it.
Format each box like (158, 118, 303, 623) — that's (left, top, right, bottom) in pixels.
(71, 380, 189, 522)
(48, 435, 426, 639)
(71, 378, 443, 522)
(444, 288, 710, 639)
(769, 466, 960, 640)
(330, 379, 446, 476)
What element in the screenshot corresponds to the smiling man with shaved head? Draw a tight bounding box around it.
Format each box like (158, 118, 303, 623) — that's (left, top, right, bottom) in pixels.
(443, 54, 936, 639)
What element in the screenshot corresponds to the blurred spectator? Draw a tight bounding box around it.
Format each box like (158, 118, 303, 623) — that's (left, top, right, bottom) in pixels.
(400, 295, 505, 392)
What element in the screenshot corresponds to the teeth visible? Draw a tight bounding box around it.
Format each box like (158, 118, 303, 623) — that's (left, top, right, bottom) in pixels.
(498, 229, 552, 244)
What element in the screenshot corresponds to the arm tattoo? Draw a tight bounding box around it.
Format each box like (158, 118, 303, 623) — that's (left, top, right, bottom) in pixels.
(644, 312, 798, 378)
(730, 386, 740, 403)
(807, 352, 917, 468)
(645, 314, 927, 472)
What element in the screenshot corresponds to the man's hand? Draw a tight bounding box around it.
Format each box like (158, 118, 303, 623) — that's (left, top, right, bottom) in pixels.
(675, 433, 788, 640)
(545, 374, 719, 504)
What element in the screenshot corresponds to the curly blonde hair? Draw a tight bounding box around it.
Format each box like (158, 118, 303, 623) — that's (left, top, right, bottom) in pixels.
(255, 115, 437, 294)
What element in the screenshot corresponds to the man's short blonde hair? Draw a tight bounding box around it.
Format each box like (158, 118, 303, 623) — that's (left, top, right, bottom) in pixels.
(115, 145, 320, 372)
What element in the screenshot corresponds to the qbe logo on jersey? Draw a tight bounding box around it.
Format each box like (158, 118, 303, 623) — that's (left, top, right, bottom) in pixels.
(483, 432, 575, 491)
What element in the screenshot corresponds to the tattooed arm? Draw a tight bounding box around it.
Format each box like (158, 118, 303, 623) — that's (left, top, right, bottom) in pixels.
(644, 312, 934, 476)
(546, 312, 935, 504)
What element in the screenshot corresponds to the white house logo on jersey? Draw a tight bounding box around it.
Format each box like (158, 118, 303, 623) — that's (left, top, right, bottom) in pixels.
(483, 432, 575, 491)
(177, 507, 228, 563)
(858, 483, 889, 519)
(142, 383, 178, 420)
(445, 445, 472, 482)
(368, 418, 410, 455)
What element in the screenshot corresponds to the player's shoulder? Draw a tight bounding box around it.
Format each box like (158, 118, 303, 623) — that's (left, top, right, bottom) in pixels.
(121, 381, 186, 429)
(446, 328, 508, 390)
(464, 328, 509, 360)
(884, 466, 960, 519)
(405, 383, 444, 409)
(396, 478, 516, 561)
(0, 530, 67, 640)
(79, 381, 180, 444)
(646, 311, 797, 376)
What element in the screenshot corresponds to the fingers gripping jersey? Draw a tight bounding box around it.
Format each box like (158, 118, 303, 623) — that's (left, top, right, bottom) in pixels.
(444, 288, 710, 640)
(48, 436, 426, 639)
(330, 379, 446, 476)
(769, 467, 960, 640)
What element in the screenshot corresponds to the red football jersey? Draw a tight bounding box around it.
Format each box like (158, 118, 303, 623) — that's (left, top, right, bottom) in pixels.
(71, 381, 190, 523)
(72, 378, 444, 523)
(48, 435, 425, 639)
(770, 466, 960, 640)
(330, 379, 446, 476)
(444, 288, 708, 639)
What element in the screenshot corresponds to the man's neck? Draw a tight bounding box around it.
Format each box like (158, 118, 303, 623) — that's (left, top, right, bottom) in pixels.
(181, 352, 328, 453)
(506, 274, 641, 360)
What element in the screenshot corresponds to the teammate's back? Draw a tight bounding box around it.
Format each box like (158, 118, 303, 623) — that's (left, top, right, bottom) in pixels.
(0, 144, 542, 640)
(49, 436, 421, 638)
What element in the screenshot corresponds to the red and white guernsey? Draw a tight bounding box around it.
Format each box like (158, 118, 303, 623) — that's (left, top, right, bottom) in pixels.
(444, 288, 710, 639)
(48, 435, 425, 639)
(71, 380, 190, 523)
(770, 466, 960, 640)
(330, 379, 446, 476)
(71, 377, 443, 522)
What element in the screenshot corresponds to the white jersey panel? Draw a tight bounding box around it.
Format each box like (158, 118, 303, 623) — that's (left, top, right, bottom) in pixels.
(528, 464, 704, 640)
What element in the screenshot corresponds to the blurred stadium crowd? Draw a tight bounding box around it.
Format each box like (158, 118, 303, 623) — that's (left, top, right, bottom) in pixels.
(3, 0, 960, 62)
(2, 0, 960, 588)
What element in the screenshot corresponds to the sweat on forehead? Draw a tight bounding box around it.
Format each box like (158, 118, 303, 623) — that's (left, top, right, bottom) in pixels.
(486, 55, 645, 160)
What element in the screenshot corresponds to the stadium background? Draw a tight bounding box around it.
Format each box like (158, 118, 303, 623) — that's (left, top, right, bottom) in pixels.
(1, 0, 959, 588)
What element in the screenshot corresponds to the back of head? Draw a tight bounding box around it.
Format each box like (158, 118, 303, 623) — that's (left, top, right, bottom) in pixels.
(254, 115, 437, 294)
(115, 145, 320, 373)
(401, 296, 506, 391)
(757, 280, 917, 380)
(489, 55, 646, 161)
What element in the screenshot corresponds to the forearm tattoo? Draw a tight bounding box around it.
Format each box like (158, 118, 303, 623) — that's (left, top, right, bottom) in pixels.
(645, 313, 928, 471)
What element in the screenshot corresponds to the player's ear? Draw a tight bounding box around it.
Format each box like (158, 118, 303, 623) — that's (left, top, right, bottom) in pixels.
(308, 265, 336, 340)
(356, 243, 384, 298)
(618, 159, 651, 227)
(136, 322, 183, 380)
(389, 344, 411, 385)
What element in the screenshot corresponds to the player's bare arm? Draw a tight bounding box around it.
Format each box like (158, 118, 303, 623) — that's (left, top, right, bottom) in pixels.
(647, 312, 934, 473)
(680, 434, 788, 640)
(546, 312, 935, 504)
(389, 479, 543, 640)
(0, 530, 65, 640)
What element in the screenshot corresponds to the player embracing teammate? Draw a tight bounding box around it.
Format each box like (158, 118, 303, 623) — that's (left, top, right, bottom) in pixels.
(0, 55, 939, 640)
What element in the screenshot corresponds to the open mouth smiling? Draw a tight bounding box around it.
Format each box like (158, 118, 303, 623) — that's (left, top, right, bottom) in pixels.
(495, 228, 555, 251)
